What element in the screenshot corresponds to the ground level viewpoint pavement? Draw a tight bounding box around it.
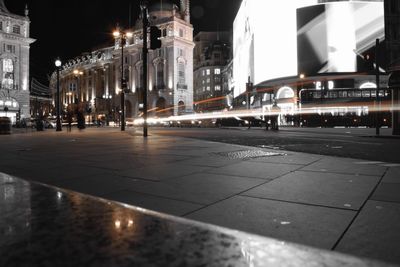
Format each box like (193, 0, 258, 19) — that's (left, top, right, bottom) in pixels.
(1, 127, 399, 265)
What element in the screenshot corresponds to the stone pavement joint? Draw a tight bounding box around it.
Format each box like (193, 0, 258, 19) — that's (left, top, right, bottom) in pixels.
(331, 168, 389, 250)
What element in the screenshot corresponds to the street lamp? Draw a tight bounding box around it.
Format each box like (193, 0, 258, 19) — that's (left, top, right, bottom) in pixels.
(298, 74, 306, 127)
(55, 58, 62, 132)
(113, 28, 133, 132)
(141, 0, 149, 137)
(73, 69, 84, 105)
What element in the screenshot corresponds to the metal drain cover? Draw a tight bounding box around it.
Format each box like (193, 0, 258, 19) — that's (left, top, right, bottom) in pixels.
(215, 150, 286, 160)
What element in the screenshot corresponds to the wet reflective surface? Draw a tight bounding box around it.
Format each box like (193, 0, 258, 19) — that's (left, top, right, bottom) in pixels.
(0, 173, 391, 267)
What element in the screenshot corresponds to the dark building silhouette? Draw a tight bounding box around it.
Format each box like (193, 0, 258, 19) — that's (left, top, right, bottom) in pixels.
(384, 0, 400, 134)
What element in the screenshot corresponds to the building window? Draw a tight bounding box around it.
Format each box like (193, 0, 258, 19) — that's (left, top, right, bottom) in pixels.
(206, 86, 210, 91)
(4, 44, 15, 54)
(206, 69, 210, 75)
(2, 59, 14, 89)
(178, 62, 185, 85)
(0, 21, 2, 31)
(12, 25, 20, 34)
(206, 78, 211, 84)
(162, 28, 167, 37)
(179, 29, 184, 37)
(214, 68, 221, 75)
(137, 67, 143, 89)
(69, 83, 77, 92)
(178, 48, 184, 57)
(215, 85, 221, 91)
(156, 62, 164, 89)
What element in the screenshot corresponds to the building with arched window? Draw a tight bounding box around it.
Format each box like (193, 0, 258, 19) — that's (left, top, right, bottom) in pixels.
(50, 0, 194, 123)
(0, 0, 35, 123)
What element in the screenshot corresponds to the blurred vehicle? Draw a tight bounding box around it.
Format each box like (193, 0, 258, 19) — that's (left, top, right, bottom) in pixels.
(215, 117, 248, 127)
(240, 116, 264, 127)
(43, 120, 56, 129)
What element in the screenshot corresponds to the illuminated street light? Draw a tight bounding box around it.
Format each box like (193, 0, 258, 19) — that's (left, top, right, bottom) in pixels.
(55, 58, 62, 132)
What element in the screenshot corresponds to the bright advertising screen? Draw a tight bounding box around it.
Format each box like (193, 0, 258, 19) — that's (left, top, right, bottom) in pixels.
(233, 0, 317, 97)
(297, 1, 384, 75)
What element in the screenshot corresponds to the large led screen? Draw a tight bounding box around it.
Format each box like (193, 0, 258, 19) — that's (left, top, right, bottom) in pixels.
(297, 2, 384, 75)
(233, 0, 317, 97)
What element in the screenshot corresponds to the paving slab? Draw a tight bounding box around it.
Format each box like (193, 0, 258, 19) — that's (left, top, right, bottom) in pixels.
(382, 167, 400, 184)
(336, 200, 400, 264)
(300, 157, 388, 176)
(206, 161, 301, 180)
(243, 171, 380, 210)
(103, 190, 203, 216)
(178, 155, 243, 168)
(1, 174, 389, 267)
(371, 183, 400, 203)
(48, 174, 137, 196)
(120, 173, 265, 205)
(187, 195, 356, 249)
(115, 163, 211, 181)
(249, 152, 322, 166)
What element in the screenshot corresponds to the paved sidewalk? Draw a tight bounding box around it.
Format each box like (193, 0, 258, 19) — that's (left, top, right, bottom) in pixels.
(1, 128, 399, 265)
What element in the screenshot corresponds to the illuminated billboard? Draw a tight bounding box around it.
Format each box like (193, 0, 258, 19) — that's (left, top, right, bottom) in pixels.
(233, 0, 317, 97)
(297, 2, 384, 75)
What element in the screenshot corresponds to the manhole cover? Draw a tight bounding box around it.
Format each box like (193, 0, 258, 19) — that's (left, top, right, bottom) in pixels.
(215, 150, 286, 160)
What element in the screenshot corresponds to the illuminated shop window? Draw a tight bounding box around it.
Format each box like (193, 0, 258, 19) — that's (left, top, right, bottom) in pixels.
(2, 59, 14, 89)
(0, 98, 19, 108)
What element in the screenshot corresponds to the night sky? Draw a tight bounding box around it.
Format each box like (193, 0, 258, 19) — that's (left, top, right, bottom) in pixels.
(5, 0, 242, 85)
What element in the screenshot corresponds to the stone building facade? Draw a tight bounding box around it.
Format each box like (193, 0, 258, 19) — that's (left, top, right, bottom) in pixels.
(193, 31, 231, 112)
(51, 0, 194, 123)
(0, 1, 35, 123)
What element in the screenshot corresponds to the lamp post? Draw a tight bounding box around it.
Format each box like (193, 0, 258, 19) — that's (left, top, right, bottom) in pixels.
(55, 59, 62, 132)
(141, 0, 149, 137)
(298, 74, 306, 127)
(113, 29, 133, 132)
(246, 76, 253, 110)
(375, 38, 381, 136)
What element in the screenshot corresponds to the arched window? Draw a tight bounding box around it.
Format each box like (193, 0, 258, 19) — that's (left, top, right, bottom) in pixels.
(178, 62, 185, 85)
(276, 86, 295, 99)
(136, 66, 143, 90)
(178, 100, 185, 115)
(0, 97, 19, 109)
(156, 61, 165, 89)
(2, 59, 14, 89)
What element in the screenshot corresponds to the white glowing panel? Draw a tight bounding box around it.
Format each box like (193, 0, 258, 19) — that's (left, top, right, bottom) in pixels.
(297, 2, 384, 75)
(233, 0, 317, 97)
